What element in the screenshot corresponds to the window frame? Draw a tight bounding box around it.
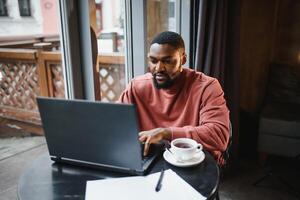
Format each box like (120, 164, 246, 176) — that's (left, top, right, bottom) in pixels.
(179, 0, 191, 67)
(126, 0, 147, 78)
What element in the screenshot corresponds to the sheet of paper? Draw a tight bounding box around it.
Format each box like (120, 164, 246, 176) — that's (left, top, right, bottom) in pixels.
(85, 169, 206, 200)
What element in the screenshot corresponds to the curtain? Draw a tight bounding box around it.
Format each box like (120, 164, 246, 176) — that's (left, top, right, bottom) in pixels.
(192, 0, 227, 84)
(190, 0, 240, 162)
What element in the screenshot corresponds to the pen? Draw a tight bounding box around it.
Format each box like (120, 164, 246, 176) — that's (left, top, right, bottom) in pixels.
(155, 168, 165, 192)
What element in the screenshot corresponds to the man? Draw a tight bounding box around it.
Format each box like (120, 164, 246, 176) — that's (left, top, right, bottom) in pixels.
(119, 31, 229, 165)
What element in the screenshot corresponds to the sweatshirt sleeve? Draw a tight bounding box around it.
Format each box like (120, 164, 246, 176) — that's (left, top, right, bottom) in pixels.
(118, 82, 135, 104)
(170, 79, 230, 152)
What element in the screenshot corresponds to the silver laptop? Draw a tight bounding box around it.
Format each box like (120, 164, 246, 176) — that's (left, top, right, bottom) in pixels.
(37, 97, 159, 175)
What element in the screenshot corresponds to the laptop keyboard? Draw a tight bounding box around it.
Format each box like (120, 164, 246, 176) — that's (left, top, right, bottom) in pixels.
(141, 155, 152, 165)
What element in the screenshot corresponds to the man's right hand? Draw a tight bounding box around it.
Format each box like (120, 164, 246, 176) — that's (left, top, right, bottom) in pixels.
(139, 128, 171, 156)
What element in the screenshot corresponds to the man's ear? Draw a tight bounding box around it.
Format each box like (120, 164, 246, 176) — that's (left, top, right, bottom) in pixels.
(181, 52, 187, 65)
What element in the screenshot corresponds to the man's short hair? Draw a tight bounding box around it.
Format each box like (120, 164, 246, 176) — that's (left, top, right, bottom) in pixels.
(150, 31, 185, 51)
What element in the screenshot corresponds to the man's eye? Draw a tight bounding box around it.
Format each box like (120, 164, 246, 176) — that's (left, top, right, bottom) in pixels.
(150, 59, 157, 64)
(163, 59, 172, 64)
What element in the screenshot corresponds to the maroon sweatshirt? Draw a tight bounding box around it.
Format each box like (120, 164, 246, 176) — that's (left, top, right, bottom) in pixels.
(119, 68, 230, 164)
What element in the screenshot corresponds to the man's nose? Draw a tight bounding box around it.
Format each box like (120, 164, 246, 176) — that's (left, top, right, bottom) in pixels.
(155, 61, 165, 72)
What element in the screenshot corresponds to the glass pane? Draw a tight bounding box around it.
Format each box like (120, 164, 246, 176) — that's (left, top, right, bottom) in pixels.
(18, 0, 31, 16)
(0, 0, 8, 16)
(95, 0, 127, 102)
(0, 0, 63, 129)
(146, 0, 176, 51)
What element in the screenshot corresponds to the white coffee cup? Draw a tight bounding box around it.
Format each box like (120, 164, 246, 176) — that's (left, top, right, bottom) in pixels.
(170, 138, 203, 161)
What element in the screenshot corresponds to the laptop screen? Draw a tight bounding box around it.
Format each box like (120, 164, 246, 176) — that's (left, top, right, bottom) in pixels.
(37, 97, 143, 171)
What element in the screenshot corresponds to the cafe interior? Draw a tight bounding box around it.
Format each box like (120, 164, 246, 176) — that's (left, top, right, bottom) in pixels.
(0, 0, 299, 199)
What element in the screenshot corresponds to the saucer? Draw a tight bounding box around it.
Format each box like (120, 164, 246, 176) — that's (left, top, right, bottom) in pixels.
(163, 149, 205, 167)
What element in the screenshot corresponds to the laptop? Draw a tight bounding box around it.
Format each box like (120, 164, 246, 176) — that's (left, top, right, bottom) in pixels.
(37, 97, 160, 175)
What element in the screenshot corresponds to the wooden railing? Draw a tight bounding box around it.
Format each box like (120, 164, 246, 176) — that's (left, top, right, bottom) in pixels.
(0, 34, 60, 50)
(97, 53, 125, 102)
(0, 48, 125, 125)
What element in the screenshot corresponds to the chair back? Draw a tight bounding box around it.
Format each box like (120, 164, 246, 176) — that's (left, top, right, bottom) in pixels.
(222, 121, 232, 166)
(266, 63, 300, 104)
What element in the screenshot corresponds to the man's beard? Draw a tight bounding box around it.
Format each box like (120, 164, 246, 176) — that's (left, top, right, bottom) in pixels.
(152, 72, 175, 89)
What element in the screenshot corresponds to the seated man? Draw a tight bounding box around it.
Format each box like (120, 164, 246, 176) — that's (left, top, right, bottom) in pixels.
(119, 31, 229, 165)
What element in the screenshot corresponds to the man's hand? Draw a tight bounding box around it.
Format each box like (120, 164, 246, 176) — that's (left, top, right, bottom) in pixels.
(139, 128, 171, 156)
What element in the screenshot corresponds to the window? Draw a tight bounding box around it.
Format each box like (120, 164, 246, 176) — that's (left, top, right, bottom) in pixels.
(18, 0, 31, 17)
(147, 0, 191, 67)
(146, 0, 177, 53)
(95, 2, 103, 33)
(168, 1, 175, 18)
(0, 0, 8, 16)
(57, 0, 189, 101)
(95, 0, 127, 102)
(0, 0, 63, 129)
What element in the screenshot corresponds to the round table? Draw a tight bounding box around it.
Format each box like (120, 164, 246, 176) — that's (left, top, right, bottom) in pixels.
(18, 151, 219, 200)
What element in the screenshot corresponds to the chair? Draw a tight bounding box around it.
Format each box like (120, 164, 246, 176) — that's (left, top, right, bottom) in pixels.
(214, 121, 233, 200)
(257, 62, 300, 160)
(222, 121, 233, 167)
(254, 62, 300, 197)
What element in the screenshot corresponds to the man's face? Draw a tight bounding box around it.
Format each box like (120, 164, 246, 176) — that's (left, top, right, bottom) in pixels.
(148, 43, 186, 89)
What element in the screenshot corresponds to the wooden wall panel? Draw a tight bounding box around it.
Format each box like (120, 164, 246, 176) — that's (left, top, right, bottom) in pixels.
(240, 0, 300, 114)
(239, 0, 278, 113)
(272, 0, 300, 64)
